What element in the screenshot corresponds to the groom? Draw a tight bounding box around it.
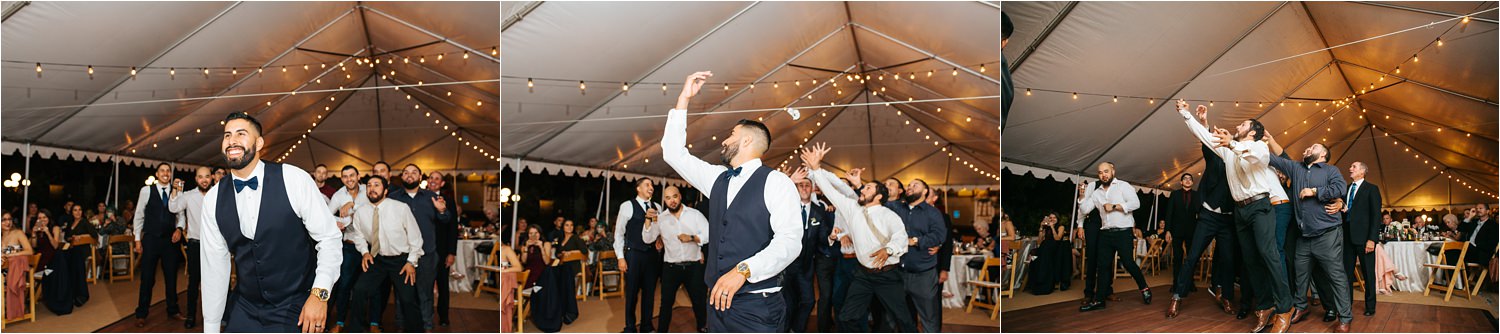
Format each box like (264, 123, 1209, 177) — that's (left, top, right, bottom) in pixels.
(661, 71, 803, 332)
(199, 112, 345, 332)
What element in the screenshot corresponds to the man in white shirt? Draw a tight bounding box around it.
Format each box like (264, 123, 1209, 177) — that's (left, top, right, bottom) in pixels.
(327, 165, 369, 332)
(614, 178, 662, 333)
(1177, 101, 1294, 332)
(661, 71, 802, 332)
(168, 166, 213, 329)
(133, 162, 186, 327)
(198, 112, 344, 333)
(1076, 162, 1150, 312)
(655, 185, 711, 333)
(345, 175, 425, 333)
(800, 145, 915, 332)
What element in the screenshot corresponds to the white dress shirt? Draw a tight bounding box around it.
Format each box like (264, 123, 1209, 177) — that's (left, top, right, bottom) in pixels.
(329, 185, 370, 242)
(812, 175, 860, 255)
(809, 169, 907, 269)
(1179, 108, 1289, 203)
(347, 199, 425, 265)
(198, 161, 343, 333)
(658, 205, 710, 263)
(1078, 179, 1141, 230)
(168, 189, 208, 241)
(662, 108, 803, 292)
(613, 196, 664, 260)
(134, 183, 184, 241)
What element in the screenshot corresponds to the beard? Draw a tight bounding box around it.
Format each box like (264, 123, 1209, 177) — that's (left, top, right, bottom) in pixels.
(367, 192, 384, 204)
(402, 179, 419, 190)
(667, 202, 682, 213)
(1301, 155, 1318, 165)
(720, 145, 739, 165)
(223, 144, 257, 169)
(903, 190, 925, 203)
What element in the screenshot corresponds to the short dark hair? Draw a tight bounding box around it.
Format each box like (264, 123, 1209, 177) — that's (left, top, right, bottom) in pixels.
(867, 182, 890, 203)
(364, 175, 388, 188)
(373, 161, 390, 169)
(156, 162, 171, 171)
(224, 111, 263, 136)
(1249, 119, 1266, 141)
(635, 178, 653, 187)
(1181, 173, 1193, 181)
(341, 165, 358, 173)
(1002, 12, 1014, 40)
(735, 119, 772, 153)
(315, 164, 328, 169)
(405, 163, 422, 175)
(885, 177, 905, 191)
(212, 167, 225, 174)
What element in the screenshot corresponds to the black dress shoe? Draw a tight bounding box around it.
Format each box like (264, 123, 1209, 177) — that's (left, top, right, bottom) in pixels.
(1141, 288, 1153, 305)
(1323, 310, 1336, 322)
(1363, 309, 1374, 316)
(185, 319, 197, 329)
(1079, 301, 1107, 312)
(1236, 309, 1250, 319)
(622, 326, 637, 333)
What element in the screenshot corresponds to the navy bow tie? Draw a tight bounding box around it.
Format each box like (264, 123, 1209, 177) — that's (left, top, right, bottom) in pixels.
(723, 166, 743, 179)
(233, 177, 259, 193)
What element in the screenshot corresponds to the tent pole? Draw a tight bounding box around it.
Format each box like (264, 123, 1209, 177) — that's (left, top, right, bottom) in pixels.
(511, 158, 522, 247)
(1068, 176, 1080, 242)
(604, 171, 613, 229)
(112, 157, 120, 211)
(850, 22, 998, 85)
(22, 143, 31, 230)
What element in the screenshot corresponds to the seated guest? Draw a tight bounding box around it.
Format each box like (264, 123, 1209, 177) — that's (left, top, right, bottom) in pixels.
(496, 243, 523, 333)
(1026, 213, 1072, 295)
(1455, 205, 1497, 267)
(529, 225, 583, 332)
(61, 205, 97, 307)
(4, 212, 35, 321)
(1439, 214, 1462, 240)
(33, 210, 76, 315)
(520, 226, 550, 289)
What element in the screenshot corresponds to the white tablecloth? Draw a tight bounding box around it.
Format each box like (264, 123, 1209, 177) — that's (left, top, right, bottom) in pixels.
(1386, 241, 1443, 293)
(942, 254, 989, 308)
(450, 239, 490, 292)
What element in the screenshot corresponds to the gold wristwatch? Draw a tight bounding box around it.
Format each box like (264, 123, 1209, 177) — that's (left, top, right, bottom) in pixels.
(735, 263, 751, 279)
(311, 287, 331, 302)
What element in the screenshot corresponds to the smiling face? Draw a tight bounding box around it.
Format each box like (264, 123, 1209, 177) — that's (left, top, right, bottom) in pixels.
(427, 172, 445, 191)
(372, 163, 390, 179)
(221, 119, 262, 170)
(795, 178, 813, 203)
(155, 163, 173, 186)
(340, 168, 360, 191)
(564, 220, 575, 234)
(858, 182, 883, 206)
(313, 165, 328, 183)
(194, 167, 213, 190)
(636, 179, 654, 200)
(400, 165, 423, 190)
(2, 213, 12, 231)
(883, 179, 904, 200)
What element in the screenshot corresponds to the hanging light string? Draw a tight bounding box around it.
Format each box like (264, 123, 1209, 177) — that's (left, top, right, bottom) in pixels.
(1372, 125, 1498, 199)
(13, 45, 499, 78)
(8, 78, 499, 111)
(505, 60, 999, 92)
(500, 95, 996, 127)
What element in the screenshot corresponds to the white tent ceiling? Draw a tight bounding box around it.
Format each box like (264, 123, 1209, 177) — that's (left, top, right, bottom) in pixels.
(2, 1, 499, 172)
(500, 1, 1001, 189)
(1003, 1, 1498, 208)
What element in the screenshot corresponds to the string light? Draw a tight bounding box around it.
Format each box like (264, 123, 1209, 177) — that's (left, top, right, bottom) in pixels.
(35, 63, 42, 77)
(87, 65, 94, 79)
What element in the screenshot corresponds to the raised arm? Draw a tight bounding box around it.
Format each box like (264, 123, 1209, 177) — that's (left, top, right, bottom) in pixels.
(661, 72, 728, 193)
(1178, 101, 1231, 159)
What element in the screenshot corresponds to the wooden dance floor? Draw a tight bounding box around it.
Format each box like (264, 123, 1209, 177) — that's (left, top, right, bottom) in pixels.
(1003, 284, 1499, 333)
(94, 291, 498, 333)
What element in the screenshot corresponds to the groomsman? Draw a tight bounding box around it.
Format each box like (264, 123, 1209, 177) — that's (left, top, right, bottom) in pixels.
(1341, 162, 1381, 317)
(783, 173, 823, 332)
(801, 144, 915, 332)
(661, 71, 802, 332)
(656, 185, 711, 333)
(615, 178, 662, 333)
(1265, 139, 1351, 332)
(168, 166, 214, 329)
(1077, 162, 1151, 312)
(893, 179, 946, 332)
(133, 162, 186, 327)
(346, 175, 426, 333)
(367, 160, 394, 329)
(809, 180, 840, 332)
(328, 165, 369, 331)
(199, 112, 344, 332)
(314, 164, 337, 199)
(389, 164, 454, 331)
(1166, 112, 1240, 319)
(1160, 173, 1200, 275)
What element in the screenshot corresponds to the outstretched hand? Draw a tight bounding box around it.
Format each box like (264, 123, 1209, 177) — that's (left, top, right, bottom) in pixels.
(845, 168, 864, 185)
(678, 71, 713, 103)
(791, 167, 809, 184)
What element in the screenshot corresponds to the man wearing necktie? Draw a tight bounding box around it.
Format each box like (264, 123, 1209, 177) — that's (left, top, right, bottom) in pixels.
(782, 171, 821, 332)
(198, 112, 344, 333)
(1341, 162, 1381, 316)
(613, 178, 662, 333)
(133, 162, 187, 327)
(662, 71, 803, 332)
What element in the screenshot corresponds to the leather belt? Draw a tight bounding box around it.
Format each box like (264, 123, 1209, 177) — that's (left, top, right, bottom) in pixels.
(666, 262, 697, 268)
(1270, 199, 1289, 206)
(842, 253, 857, 259)
(1101, 227, 1132, 233)
(861, 264, 898, 274)
(1236, 193, 1269, 207)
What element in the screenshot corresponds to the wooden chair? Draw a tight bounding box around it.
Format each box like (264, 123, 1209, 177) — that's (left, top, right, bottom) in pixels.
(473, 242, 506, 298)
(69, 235, 98, 284)
(1, 254, 40, 328)
(1197, 240, 1216, 283)
(965, 257, 1001, 320)
(1464, 244, 1498, 300)
(515, 270, 531, 333)
(1422, 241, 1471, 301)
(106, 235, 135, 282)
(1139, 238, 1164, 275)
(1000, 242, 1028, 298)
(595, 250, 623, 299)
(559, 251, 587, 301)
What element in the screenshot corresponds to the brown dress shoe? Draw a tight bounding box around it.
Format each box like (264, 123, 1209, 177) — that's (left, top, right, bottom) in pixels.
(169, 314, 188, 321)
(1270, 310, 1294, 333)
(135, 319, 147, 328)
(1218, 296, 1235, 314)
(1251, 309, 1273, 333)
(1290, 308, 1308, 324)
(1166, 299, 1181, 318)
(1333, 322, 1350, 333)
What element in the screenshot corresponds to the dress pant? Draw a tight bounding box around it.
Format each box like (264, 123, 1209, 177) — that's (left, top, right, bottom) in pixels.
(658, 262, 708, 332)
(707, 290, 786, 332)
(1169, 232, 1191, 275)
(1170, 210, 1237, 299)
(783, 262, 815, 332)
(223, 291, 302, 332)
(347, 255, 423, 333)
(416, 253, 437, 329)
(830, 256, 857, 332)
(1081, 222, 1102, 300)
(838, 267, 915, 333)
(1345, 239, 1376, 313)
(813, 255, 838, 332)
(333, 242, 362, 326)
(1293, 227, 1352, 323)
(1234, 198, 1291, 313)
(902, 268, 942, 332)
(184, 240, 201, 320)
(437, 256, 452, 325)
(623, 249, 660, 332)
(136, 237, 182, 319)
(1094, 228, 1148, 300)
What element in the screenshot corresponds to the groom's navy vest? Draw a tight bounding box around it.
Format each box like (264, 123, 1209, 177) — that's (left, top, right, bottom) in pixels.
(705, 166, 782, 293)
(215, 162, 316, 306)
(141, 185, 176, 242)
